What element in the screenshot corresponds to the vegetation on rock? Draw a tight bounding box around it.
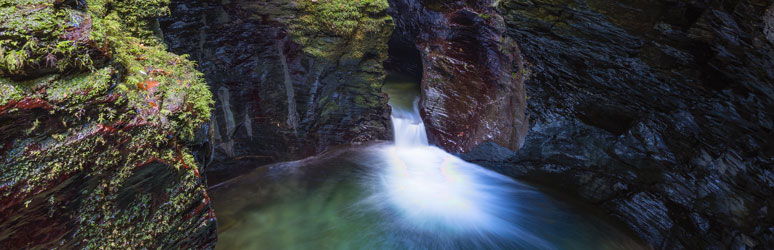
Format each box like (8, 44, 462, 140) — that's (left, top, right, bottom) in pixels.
(0, 0, 215, 248)
(158, 0, 394, 180)
(291, 0, 393, 60)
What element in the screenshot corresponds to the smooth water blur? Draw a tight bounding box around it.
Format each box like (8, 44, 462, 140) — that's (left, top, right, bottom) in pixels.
(210, 74, 648, 250)
(373, 145, 555, 248)
(389, 101, 428, 147)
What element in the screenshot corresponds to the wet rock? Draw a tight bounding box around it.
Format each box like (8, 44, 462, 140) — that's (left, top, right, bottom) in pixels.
(610, 192, 674, 247)
(160, 0, 394, 183)
(461, 141, 516, 163)
(0, 1, 108, 79)
(387, 0, 529, 154)
(767, 5, 774, 42)
(480, 0, 774, 248)
(1, 0, 216, 248)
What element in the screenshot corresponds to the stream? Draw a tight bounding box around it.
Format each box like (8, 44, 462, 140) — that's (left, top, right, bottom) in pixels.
(209, 74, 648, 250)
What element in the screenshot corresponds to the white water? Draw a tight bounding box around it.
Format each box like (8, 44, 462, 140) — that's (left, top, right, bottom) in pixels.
(212, 77, 648, 250)
(390, 100, 429, 147)
(375, 98, 556, 249)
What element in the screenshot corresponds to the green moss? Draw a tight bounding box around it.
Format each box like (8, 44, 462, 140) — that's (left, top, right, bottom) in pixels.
(0, 78, 23, 105)
(109, 38, 213, 139)
(89, 0, 170, 41)
(0, 2, 102, 76)
(295, 0, 388, 36)
(0, 0, 214, 248)
(0, 0, 176, 77)
(71, 0, 213, 140)
(290, 0, 393, 60)
(2, 119, 210, 248)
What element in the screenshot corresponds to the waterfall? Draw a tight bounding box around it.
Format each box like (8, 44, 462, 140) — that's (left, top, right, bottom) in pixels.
(376, 99, 555, 249)
(212, 84, 649, 250)
(391, 99, 429, 146)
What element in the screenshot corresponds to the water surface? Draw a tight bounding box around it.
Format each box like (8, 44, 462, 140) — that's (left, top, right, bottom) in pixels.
(210, 75, 647, 250)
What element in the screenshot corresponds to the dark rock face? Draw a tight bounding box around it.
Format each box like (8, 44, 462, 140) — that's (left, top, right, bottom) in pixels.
(469, 0, 774, 248)
(387, 0, 529, 154)
(768, 5, 774, 42)
(160, 0, 394, 183)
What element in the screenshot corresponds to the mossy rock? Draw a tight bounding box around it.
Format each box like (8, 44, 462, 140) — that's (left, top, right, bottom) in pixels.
(0, 0, 216, 248)
(0, 0, 105, 77)
(290, 0, 393, 61)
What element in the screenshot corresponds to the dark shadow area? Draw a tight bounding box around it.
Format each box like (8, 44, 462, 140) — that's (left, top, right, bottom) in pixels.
(384, 0, 423, 79)
(384, 35, 423, 80)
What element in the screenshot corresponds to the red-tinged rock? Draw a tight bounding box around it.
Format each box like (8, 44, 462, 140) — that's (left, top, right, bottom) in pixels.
(388, 0, 528, 153)
(137, 80, 160, 91)
(97, 93, 120, 104)
(96, 124, 119, 134)
(17, 97, 53, 110)
(61, 15, 93, 42)
(1, 1, 216, 249)
(150, 68, 171, 76)
(0, 97, 53, 115)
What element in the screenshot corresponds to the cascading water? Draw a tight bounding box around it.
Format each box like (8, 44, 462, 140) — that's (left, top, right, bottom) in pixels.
(372, 98, 556, 248)
(389, 101, 428, 147)
(209, 74, 647, 250)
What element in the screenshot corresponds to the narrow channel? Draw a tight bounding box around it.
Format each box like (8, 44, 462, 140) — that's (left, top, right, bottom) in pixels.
(209, 73, 647, 250)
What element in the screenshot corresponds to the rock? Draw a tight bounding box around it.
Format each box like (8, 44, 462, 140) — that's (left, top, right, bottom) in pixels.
(0, 1, 107, 78)
(766, 5, 774, 42)
(0, 0, 216, 248)
(461, 141, 516, 163)
(483, 0, 774, 248)
(160, 0, 394, 183)
(609, 192, 674, 247)
(386, 0, 529, 154)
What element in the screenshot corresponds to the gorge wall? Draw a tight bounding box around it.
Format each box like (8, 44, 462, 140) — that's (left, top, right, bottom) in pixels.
(1, 0, 216, 248)
(387, 0, 529, 154)
(463, 0, 774, 249)
(2, 0, 773, 249)
(160, 0, 394, 183)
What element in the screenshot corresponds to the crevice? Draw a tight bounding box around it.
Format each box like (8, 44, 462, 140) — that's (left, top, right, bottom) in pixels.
(278, 35, 299, 133)
(384, 0, 424, 79)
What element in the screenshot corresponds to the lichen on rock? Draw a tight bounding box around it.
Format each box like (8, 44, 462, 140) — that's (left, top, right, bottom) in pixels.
(0, 0, 216, 248)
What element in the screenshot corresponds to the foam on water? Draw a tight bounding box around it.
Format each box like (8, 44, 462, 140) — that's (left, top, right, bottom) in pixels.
(372, 98, 555, 248)
(211, 74, 648, 250)
(390, 101, 429, 147)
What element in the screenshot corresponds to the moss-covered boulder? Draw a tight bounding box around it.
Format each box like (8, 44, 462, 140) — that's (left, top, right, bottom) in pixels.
(0, 0, 216, 248)
(161, 0, 394, 183)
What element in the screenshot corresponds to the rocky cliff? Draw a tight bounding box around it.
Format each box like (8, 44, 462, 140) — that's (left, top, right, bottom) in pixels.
(463, 0, 774, 248)
(160, 0, 394, 183)
(387, 0, 529, 154)
(1, 0, 216, 248)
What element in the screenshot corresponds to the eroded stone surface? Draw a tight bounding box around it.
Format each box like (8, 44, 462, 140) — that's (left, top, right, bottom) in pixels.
(387, 0, 529, 154)
(161, 0, 394, 183)
(464, 0, 774, 248)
